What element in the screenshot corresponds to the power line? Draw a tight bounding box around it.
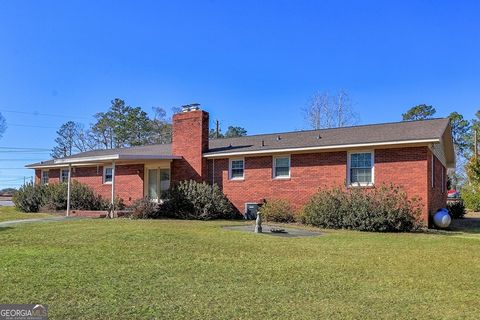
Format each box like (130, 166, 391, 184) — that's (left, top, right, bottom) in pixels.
(0, 147, 51, 151)
(0, 178, 26, 182)
(0, 109, 91, 120)
(6, 123, 58, 129)
(0, 159, 43, 161)
(0, 151, 50, 154)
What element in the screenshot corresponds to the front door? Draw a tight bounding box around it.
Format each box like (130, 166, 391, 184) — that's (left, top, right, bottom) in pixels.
(147, 168, 171, 202)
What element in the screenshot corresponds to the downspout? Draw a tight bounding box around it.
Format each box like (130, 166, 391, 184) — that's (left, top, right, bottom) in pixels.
(66, 164, 72, 217)
(212, 159, 215, 185)
(111, 160, 116, 216)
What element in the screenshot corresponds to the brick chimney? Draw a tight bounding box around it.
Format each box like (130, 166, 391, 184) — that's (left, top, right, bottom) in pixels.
(171, 106, 209, 183)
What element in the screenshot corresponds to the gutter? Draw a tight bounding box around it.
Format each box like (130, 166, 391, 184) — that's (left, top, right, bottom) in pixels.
(53, 154, 181, 164)
(203, 139, 440, 158)
(26, 154, 182, 169)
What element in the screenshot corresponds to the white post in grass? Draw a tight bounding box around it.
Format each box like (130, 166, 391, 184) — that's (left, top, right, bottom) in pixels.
(66, 164, 72, 217)
(111, 160, 116, 217)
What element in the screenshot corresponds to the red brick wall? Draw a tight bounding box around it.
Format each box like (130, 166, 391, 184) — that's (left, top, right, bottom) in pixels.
(208, 151, 347, 213)
(207, 146, 435, 225)
(375, 147, 429, 223)
(37, 164, 144, 205)
(428, 150, 448, 217)
(171, 110, 209, 182)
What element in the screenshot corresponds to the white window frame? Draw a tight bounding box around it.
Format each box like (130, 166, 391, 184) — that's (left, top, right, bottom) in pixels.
(273, 155, 291, 179)
(347, 150, 375, 187)
(60, 168, 69, 183)
(41, 170, 49, 185)
(103, 166, 113, 184)
(229, 158, 245, 180)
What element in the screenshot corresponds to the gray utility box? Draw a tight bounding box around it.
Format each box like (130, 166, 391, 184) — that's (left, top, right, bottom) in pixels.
(244, 203, 262, 220)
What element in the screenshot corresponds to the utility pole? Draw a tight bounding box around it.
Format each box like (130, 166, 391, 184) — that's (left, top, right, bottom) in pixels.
(215, 120, 220, 139)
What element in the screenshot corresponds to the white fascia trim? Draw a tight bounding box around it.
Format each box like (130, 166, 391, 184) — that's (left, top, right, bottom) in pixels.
(119, 155, 182, 160)
(53, 154, 181, 164)
(26, 164, 69, 169)
(203, 139, 440, 158)
(54, 154, 120, 164)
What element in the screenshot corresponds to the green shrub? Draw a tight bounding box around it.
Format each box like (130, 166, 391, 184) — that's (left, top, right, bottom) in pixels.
(260, 199, 296, 223)
(127, 198, 159, 219)
(302, 184, 422, 232)
(446, 201, 466, 219)
(162, 180, 237, 220)
(300, 187, 347, 229)
(461, 183, 480, 211)
(13, 183, 46, 213)
(13, 181, 115, 212)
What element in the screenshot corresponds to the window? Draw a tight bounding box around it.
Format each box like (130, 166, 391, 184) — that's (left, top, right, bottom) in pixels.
(41, 170, 49, 185)
(60, 169, 69, 183)
(229, 159, 244, 180)
(160, 169, 171, 192)
(103, 166, 113, 184)
(273, 156, 290, 178)
(348, 152, 374, 186)
(147, 168, 170, 201)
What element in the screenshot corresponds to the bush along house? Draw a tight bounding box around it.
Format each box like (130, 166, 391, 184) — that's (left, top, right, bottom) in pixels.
(26, 106, 455, 226)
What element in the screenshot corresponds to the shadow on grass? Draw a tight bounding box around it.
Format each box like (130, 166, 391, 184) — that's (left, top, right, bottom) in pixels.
(0, 226, 14, 232)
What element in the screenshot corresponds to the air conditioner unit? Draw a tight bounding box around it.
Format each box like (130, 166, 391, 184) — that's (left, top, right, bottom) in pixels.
(244, 202, 262, 220)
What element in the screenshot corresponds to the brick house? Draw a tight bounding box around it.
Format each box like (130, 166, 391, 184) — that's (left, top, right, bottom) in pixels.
(26, 107, 455, 225)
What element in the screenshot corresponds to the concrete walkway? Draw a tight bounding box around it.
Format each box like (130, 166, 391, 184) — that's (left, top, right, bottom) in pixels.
(0, 216, 84, 228)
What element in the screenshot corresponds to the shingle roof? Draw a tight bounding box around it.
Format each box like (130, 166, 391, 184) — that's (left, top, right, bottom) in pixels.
(26, 118, 450, 167)
(25, 144, 173, 168)
(205, 118, 450, 156)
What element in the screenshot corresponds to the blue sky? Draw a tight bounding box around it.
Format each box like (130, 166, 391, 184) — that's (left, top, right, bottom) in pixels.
(0, 0, 479, 188)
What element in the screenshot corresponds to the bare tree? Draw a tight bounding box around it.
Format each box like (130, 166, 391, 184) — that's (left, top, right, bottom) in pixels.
(303, 90, 358, 129)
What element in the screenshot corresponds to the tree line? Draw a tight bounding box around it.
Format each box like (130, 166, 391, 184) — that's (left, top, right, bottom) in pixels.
(51, 99, 247, 158)
(303, 92, 476, 188)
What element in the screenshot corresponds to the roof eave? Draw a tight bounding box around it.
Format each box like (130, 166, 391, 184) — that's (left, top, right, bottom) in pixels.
(203, 139, 440, 158)
(26, 154, 181, 169)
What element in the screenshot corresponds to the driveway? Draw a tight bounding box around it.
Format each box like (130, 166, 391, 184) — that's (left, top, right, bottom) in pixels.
(449, 211, 480, 233)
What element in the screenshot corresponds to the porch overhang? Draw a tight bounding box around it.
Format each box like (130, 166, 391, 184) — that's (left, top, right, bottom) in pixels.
(26, 154, 181, 169)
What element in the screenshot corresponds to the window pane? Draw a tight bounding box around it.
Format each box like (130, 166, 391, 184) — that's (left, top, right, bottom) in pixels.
(351, 153, 371, 168)
(231, 169, 244, 178)
(160, 169, 170, 192)
(350, 168, 372, 183)
(148, 169, 158, 199)
(231, 160, 243, 169)
(276, 157, 289, 167)
(104, 167, 113, 183)
(41, 171, 49, 185)
(275, 166, 290, 177)
(61, 169, 69, 182)
(231, 160, 244, 178)
(274, 157, 290, 177)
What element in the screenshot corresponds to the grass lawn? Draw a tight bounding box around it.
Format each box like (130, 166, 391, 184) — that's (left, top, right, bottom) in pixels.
(0, 212, 479, 319)
(0, 206, 52, 222)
